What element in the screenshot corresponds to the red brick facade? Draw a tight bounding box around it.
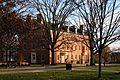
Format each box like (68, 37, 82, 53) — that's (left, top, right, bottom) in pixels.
(54, 32, 90, 64)
(18, 27, 50, 64)
(17, 25, 90, 64)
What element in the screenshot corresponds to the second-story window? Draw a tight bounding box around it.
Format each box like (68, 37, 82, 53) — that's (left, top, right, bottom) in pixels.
(32, 37, 35, 50)
(71, 55, 73, 59)
(41, 44, 45, 49)
(82, 46, 85, 53)
(67, 55, 69, 59)
(71, 45, 73, 50)
(32, 42, 35, 49)
(79, 46, 81, 50)
(23, 38, 29, 50)
(23, 43, 28, 50)
(67, 45, 69, 50)
(75, 55, 77, 59)
(75, 45, 77, 50)
(79, 55, 81, 59)
(41, 32, 46, 38)
(58, 55, 59, 60)
(41, 54, 45, 60)
(62, 45, 64, 49)
(62, 34, 64, 40)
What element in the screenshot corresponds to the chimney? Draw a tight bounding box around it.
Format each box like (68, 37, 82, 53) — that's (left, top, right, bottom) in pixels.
(37, 14, 43, 24)
(62, 26, 68, 32)
(69, 25, 75, 33)
(26, 15, 32, 22)
(80, 25, 83, 34)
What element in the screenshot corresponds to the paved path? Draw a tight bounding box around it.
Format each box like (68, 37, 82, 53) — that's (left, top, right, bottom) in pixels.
(0, 64, 119, 74)
(0, 65, 85, 74)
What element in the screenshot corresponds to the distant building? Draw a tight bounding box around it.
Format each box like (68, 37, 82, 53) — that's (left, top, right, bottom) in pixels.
(110, 51, 120, 63)
(93, 46, 112, 64)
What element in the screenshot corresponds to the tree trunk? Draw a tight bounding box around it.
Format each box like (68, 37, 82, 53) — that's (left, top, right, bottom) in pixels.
(98, 50, 102, 79)
(103, 61, 105, 67)
(6, 50, 8, 68)
(51, 46, 55, 65)
(90, 50, 94, 66)
(89, 38, 94, 66)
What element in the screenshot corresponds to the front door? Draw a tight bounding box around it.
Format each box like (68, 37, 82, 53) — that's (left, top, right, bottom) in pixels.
(61, 55, 65, 63)
(31, 52, 36, 63)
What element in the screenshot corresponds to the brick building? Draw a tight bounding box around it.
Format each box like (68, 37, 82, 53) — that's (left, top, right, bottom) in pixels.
(17, 14, 90, 64)
(0, 14, 90, 65)
(18, 26, 50, 64)
(17, 25, 90, 64)
(110, 51, 120, 63)
(54, 29, 90, 64)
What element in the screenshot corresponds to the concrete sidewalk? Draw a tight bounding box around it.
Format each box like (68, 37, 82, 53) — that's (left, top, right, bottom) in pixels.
(0, 64, 86, 74)
(0, 64, 119, 74)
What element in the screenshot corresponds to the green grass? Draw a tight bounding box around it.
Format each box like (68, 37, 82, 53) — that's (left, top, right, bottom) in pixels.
(0, 65, 120, 80)
(0, 70, 119, 80)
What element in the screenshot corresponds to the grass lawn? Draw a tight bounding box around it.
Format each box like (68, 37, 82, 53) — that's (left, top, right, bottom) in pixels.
(0, 65, 120, 80)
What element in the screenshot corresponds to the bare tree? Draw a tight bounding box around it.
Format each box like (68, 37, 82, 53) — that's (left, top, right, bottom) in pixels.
(74, 0, 120, 79)
(0, 0, 30, 67)
(30, 0, 76, 64)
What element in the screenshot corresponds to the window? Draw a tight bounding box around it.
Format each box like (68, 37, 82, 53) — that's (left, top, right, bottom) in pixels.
(32, 42, 35, 49)
(23, 43, 28, 50)
(32, 37, 35, 49)
(62, 45, 64, 49)
(75, 55, 77, 59)
(75, 45, 77, 50)
(71, 55, 73, 59)
(41, 39, 45, 42)
(67, 46, 69, 50)
(82, 46, 85, 53)
(58, 55, 59, 60)
(32, 54, 35, 60)
(71, 45, 73, 50)
(41, 44, 45, 49)
(79, 55, 81, 59)
(42, 45, 45, 49)
(62, 34, 64, 40)
(79, 46, 81, 50)
(67, 55, 69, 59)
(41, 32, 46, 38)
(41, 55, 45, 60)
